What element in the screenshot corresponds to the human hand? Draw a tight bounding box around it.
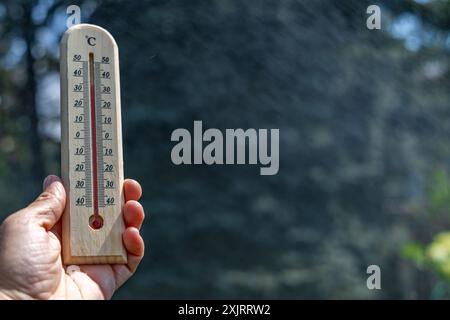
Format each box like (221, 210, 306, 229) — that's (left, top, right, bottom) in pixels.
(0, 175, 145, 299)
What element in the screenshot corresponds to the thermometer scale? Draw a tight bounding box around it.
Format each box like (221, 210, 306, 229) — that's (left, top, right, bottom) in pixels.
(60, 24, 126, 264)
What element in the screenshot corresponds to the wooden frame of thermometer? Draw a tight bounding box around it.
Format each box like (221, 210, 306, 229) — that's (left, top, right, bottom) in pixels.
(60, 24, 127, 264)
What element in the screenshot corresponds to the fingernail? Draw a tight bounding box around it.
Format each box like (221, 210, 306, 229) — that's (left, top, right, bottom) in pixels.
(66, 265, 81, 275)
(43, 175, 59, 191)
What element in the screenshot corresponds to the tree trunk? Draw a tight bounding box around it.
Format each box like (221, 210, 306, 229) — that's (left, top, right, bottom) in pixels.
(22, 3, 45, 183)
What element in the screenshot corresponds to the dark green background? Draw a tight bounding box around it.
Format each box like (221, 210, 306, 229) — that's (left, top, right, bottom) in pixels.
(1, 0, 450, 299)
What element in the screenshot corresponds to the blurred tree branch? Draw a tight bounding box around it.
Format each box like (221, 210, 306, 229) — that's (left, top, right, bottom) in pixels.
(385, 0, 450, 31)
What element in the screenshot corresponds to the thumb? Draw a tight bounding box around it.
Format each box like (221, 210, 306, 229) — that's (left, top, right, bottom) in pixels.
(26, 175, 66, 230)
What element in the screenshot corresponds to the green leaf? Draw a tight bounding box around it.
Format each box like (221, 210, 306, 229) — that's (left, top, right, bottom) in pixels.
(428, 169, 450, 214)
(402, 242, 425, 267)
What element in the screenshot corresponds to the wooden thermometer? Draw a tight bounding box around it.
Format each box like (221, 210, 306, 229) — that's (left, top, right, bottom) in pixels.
(60, 24, 126, 264)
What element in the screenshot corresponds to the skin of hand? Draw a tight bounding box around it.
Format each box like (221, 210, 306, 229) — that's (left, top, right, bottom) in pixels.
(0, 175, 145, 300)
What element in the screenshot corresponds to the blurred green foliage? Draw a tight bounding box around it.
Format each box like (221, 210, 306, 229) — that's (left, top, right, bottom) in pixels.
(403, 169, 450, 297)
(428, 170, 450, 214)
